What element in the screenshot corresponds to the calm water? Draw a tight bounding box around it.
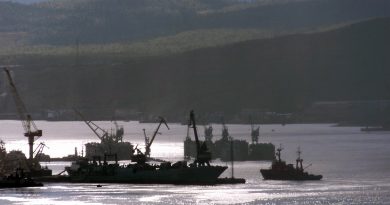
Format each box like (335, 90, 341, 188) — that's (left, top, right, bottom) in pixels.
(0, 121, 389, 204)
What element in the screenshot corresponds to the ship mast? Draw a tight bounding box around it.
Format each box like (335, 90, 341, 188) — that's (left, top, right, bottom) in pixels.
(230, 137, 234, 178)
(250, 120, 260, 144)
(276, 144, 283, 162)
(296, 146, 303, 171)
(221, 118, 229, 141)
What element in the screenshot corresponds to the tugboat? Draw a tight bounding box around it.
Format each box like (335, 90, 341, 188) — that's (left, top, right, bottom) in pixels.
(65, 111, 227, 185)
(260, 145, 322, 180)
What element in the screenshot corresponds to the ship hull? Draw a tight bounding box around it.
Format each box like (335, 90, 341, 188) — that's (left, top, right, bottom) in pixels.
(0, 178, 43, 188)
(260, 169, 322, 180)
(67, 165, 227, 185)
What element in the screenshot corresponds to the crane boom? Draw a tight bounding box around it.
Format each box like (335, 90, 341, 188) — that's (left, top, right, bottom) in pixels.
(74, 109, 107, 141)
(3, 67, 42, 161)
(189, 110, 211, 166)
(146, 116, 169, 154)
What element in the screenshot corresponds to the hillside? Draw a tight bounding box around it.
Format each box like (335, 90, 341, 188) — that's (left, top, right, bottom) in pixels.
(2, 17, 389, 120)
(0, 0, 389, 46)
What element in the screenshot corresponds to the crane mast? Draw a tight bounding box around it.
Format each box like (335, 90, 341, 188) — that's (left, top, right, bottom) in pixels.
(143, 129, 150, 157)
(3, 68, 42, 161)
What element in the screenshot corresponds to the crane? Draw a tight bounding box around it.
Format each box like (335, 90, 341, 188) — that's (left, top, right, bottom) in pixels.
(3, 68, 42, 161)
(74, 109, 109, 142)
(143, 129, 150, 157)
(146, 116, 169, 156)
(131, 117, 169, 164)
(33, 142, 49, 161)
(189, 110, 211, 166)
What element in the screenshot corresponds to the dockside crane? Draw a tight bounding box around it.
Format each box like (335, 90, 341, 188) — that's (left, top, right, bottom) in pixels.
(143, 129, 150, 157)
(74, 109, 109, 142)
(3, 68, 42, 162)
(33, 142, 48, 161)
(189, 110, 211, 166)
(132, 117, 169, 164)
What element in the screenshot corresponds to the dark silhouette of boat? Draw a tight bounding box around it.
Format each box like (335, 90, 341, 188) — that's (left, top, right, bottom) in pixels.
(65, 111, 228, 185)
(260, 145, 322, 180)
(0, 168, 43, 188)
(361, 125, 390, 132)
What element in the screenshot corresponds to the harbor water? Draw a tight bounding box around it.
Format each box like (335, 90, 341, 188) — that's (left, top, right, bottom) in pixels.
(0, 121, 389, 204)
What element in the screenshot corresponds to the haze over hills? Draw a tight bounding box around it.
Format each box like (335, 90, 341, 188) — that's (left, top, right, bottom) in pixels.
(0, 0, 389, 46)
(1, 17, 389, 120)
(0, 0, 389, 122)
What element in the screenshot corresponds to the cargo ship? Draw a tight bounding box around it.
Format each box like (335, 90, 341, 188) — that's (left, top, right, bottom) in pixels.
(65, 111, 228, 185)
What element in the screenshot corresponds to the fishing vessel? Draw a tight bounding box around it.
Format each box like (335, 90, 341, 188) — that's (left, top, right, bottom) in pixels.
(65, 111, 227, 185)
(260, 146, 322, 180)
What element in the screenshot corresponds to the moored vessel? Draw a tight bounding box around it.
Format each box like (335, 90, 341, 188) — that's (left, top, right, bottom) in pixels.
(260, 145, 322, 180)
(65, 111, 228, 185)
(0, 168, 43, 188)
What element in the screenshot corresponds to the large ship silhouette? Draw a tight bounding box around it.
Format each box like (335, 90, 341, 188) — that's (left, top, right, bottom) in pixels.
(65, 111, 228, 185)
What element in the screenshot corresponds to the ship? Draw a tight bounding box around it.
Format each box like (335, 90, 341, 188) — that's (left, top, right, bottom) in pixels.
(260, 145, 322, 180)
(65, 111, 228, 185)
(360, 123, 390, 132)
(184, 121, 275, 161)
(0, 168, 43, 188)
(75, 110, 134, 160)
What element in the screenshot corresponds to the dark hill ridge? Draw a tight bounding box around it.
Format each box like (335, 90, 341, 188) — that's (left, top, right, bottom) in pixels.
(3, 18, 390, 118)
(0, 0, 389, 45)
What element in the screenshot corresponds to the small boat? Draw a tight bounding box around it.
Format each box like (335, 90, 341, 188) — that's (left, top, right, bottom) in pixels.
(260, 145, 322, 180)
(0, 168, 43, 188)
